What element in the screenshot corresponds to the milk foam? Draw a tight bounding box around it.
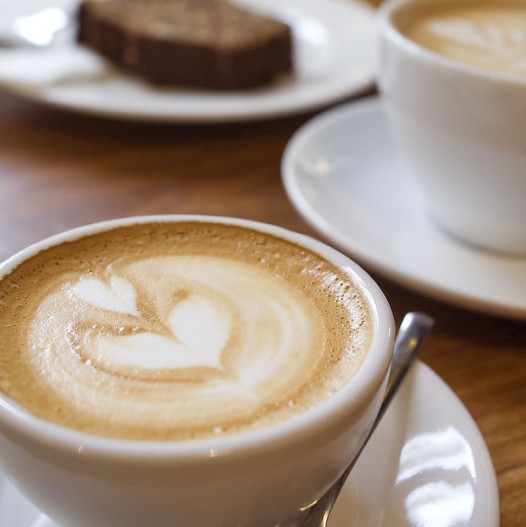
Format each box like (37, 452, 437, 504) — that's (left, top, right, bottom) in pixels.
(0, 222, 371, 441)
(400, 1, 526, 78)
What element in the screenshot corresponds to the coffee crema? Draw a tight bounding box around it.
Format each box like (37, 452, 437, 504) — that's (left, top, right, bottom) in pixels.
(0, 222, 371, 441)
(397, 1, 526, 79)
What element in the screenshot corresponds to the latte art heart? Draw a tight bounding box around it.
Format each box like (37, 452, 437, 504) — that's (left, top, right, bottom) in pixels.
(0, 222, 371, 441)
(28, 256, 324, 430)
(73, 276, 232, 371)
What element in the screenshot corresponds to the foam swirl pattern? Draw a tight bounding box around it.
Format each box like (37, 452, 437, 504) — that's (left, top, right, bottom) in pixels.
(0, 222, 371, 441)
(401, 2, 526, 78)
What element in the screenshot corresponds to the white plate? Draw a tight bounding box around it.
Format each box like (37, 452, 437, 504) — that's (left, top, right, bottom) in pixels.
(0, 0, 376, 122)
(282, 97, 526, 321)
(0, 362, 499, 527)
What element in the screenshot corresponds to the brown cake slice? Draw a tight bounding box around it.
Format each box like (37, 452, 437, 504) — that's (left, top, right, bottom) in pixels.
(77, 0, 293, 90)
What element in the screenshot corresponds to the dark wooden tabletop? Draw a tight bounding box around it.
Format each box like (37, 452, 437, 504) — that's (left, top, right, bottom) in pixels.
(0, 67, 524, 526)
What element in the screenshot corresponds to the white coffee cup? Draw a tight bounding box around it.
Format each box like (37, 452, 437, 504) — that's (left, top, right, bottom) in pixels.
(0, 215, 394, 527)
(377, 0, 526, 255)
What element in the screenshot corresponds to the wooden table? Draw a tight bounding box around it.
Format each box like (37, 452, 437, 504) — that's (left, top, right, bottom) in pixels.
(0, 83, 524, 526)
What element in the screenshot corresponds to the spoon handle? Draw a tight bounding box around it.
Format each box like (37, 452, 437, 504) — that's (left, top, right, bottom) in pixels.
(377, 311, 435, 427)
(299, 311, 434, 527)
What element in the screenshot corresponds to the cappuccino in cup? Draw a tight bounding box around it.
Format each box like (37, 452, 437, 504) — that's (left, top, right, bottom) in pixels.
(397, 0, 526, 78)
(0, 219, 371, 441)
(0, 216, 393, 527)
(378, 0, 526, 254)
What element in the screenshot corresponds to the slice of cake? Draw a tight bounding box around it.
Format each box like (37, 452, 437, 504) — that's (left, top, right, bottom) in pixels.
(77, 0, 293, 90)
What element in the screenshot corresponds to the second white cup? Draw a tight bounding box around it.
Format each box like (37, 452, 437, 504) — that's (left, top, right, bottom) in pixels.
(377, 0, 526, 255)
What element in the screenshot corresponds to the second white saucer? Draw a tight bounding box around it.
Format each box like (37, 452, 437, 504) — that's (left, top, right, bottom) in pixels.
(282, 97, 526, 320)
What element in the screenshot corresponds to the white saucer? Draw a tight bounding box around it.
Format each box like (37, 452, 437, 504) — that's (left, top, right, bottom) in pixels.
(0, 0, 375, 123)
(0, 362, 499, 527)
(282, 97, 526, 321)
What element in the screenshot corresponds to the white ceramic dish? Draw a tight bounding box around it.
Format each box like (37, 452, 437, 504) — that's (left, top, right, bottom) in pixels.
(0, 0, 376, 122)
(0, 362, 499, 527)
(282, 97, 526, 321)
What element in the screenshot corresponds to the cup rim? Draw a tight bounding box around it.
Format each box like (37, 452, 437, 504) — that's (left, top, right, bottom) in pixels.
(0, 215, 394, 461)
(377, 0, 526, 87)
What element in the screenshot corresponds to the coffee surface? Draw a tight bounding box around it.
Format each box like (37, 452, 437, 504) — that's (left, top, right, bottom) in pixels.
(0, 222, 371, 441)
(397, 1, 526, 79)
